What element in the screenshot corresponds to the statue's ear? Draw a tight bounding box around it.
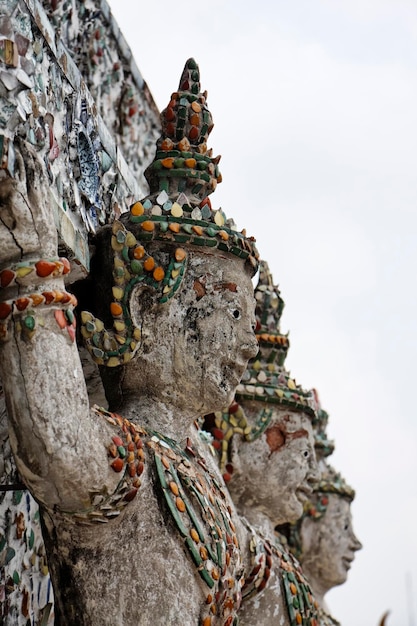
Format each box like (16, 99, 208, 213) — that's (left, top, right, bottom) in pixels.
(81, 283, 160, 369)
(80, 303, 143, 368)
(80, 219, 188, 368)
(129, 283, 160, 329)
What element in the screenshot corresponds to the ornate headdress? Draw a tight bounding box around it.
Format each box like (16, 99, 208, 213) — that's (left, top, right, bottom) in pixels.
(81, 59, 259, 367)
(234, 261, 317, 415)
(304, 463, 355, 520)
(203, 261, 317, 480)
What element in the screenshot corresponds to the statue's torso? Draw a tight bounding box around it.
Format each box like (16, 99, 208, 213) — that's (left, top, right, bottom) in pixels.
(41, 408, 245, 626)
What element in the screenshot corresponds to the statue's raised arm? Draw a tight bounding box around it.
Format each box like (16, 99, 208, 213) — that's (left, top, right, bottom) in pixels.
(0, 139, 119, 513)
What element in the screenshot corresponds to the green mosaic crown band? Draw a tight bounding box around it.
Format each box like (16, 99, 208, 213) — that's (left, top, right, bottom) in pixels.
(234, 362, 317, 417)
(313, 463, 355, 502)
(311, 389, 335, 459)
(81, 59, 259, 368)
(254, 261, 289, 367)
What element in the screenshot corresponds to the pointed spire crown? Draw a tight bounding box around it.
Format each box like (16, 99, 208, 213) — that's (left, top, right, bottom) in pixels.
(133, 58, 259, 268)
(144, 58, 220, 208)
(235, 262, 316, 418)
(254, 261, 288, 367)
(311, 389, 335, 460)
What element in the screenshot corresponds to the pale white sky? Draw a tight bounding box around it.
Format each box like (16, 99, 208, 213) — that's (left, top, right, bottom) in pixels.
(107, 2, 417, 624)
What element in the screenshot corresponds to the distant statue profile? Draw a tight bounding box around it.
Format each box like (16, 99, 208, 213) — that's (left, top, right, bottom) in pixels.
(0, 59, 261, 625)
(280, 461, 362, 626)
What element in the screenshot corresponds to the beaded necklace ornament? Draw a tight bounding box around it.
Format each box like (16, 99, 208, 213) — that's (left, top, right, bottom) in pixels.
(71, 406, 244, 626)
(149, 433, 244, 626)
(81, 58, 259, 368)
(204, 261, 317, 482)
(241, 518, 320, 626)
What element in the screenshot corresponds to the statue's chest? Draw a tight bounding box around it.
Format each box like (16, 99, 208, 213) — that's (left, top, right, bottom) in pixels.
(147, 432, 244, 626)
(89, 407, 244, 625)
(243, 531, 320, 626)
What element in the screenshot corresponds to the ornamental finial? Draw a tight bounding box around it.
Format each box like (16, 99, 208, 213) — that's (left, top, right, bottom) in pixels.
(235, 262, 316, 417)
(254, 260, 288, 367)
(144, 58, 221, 208)
(311, 389, 335, 460)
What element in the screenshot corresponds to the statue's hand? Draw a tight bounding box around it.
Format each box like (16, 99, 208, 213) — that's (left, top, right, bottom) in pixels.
(0, 139, 57, 265)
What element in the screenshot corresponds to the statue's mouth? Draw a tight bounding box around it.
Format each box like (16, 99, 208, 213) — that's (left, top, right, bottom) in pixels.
(342, 556, 354, 570)
(295, 486, 313, 504)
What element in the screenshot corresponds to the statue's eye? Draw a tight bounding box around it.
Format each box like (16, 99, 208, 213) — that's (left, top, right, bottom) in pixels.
(229, 308, 241, 320)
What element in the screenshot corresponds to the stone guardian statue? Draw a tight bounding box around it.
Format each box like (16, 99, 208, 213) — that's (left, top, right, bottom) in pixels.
(0, 59, 260, 626)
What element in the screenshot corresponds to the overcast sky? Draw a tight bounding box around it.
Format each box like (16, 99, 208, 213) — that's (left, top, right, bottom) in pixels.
(107, 2, 417, 624)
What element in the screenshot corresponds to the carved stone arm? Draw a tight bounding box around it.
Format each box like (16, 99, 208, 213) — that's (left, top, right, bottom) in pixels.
(0, 141, 119, 512)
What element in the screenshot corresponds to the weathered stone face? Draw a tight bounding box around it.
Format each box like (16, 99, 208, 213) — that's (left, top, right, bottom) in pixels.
(99, 248, 258, 431)
(300, 493, 362, 592)
(227, 406, 318, 525)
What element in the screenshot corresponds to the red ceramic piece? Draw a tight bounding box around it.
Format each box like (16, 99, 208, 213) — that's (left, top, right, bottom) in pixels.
(212, 428, 224, 440)
(0, 269, 14, 288)
(35, 260, 56, 277)
(54, 310, 67, 329)
(166, 122, 175, 137)
(43, 291, 56, 304)
(110, 458, 124, 472)
(0, 302, 12, 319)
(15, 298, 30, 311)
(165, 107, 175, 122)
(123, 488, 138, 502)
(189, 126, 199, 141)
